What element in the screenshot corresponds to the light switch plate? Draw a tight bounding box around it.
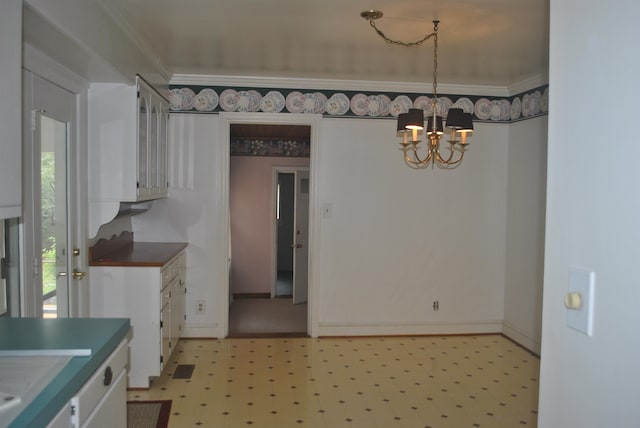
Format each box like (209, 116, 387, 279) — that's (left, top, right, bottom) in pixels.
(567, 267, 595, 336)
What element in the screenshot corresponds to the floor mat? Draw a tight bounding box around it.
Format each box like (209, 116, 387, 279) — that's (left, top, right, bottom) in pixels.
(127, 400, 171, 428)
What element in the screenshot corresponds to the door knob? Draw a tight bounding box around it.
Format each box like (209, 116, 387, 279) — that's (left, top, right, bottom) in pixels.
(72, 269, 87, 280)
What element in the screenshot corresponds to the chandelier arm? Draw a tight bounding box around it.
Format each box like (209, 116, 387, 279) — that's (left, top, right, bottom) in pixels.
(435, 145, 458, 163)
(367, 18, 437, 48)
(402, 144, 433, 167)
(404, 157, 430, 169)
(435, 146, 465, 167)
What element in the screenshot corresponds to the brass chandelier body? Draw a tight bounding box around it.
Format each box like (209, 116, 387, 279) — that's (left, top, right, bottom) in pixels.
(361, 11, 474, 169)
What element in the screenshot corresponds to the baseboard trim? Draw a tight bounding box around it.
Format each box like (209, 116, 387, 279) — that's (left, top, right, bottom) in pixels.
(501, 321, 541, 355)
(182, 325, 222, 338)
(315, 321, 502, 337)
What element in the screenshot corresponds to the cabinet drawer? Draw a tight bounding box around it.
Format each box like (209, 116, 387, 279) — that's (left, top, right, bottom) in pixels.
(161, 251, 186, 288)
(161, 265, 174, 287)
(161, 283, 171, 310)
(71, 339, 128, 427)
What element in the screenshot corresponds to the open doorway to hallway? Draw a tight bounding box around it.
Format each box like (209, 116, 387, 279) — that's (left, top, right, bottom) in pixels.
(228, 124, 310, 336)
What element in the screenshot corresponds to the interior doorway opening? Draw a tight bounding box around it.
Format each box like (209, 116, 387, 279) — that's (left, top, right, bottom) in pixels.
(227, 123, 310, 336)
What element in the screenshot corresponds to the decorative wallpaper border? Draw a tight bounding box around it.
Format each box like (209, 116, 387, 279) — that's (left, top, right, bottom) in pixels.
(168, 84, 548, 123)
(230, 138, 310, 157)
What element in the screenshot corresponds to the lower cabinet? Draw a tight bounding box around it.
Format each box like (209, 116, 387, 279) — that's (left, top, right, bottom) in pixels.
(70, 339, 128, 428)
(47, 403, 72, 428)
(46, 338, 128, 428)
(90, 250, 186, 388)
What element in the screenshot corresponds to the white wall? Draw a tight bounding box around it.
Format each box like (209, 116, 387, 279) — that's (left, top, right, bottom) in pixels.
(538, 1, 640, 426)
(315, 118, 509, 335)
(503, 116, 547, 353)
(137, 112, 528, 337)
(133, 114, 222, 336)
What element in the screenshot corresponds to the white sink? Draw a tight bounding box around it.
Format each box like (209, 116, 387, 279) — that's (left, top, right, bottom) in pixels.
(0, 355, 72, 425)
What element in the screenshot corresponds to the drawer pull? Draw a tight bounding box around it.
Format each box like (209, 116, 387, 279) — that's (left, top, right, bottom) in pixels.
(103, 366, 113, 386)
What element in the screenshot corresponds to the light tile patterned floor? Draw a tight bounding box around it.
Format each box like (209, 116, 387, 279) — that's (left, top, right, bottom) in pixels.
(128, 335, 539, 427)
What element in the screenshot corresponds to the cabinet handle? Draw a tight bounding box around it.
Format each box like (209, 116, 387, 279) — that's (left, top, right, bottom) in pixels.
(103, 366, 113, 386)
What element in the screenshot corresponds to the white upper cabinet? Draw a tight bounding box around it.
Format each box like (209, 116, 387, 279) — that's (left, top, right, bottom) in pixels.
(88, 76, 169, 236)
(137, 80, 170, 200)
(0, 0, 22, 220)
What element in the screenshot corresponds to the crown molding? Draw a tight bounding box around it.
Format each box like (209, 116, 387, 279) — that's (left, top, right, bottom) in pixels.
(170, 73, 511, 98)
(508, 73, 549, 96)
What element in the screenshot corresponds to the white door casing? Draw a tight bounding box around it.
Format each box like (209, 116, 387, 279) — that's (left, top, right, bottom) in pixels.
(218, 112, 322, 337)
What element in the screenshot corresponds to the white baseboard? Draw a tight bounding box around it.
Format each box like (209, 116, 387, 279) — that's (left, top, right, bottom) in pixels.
(502, 321, 540, 354)
(182, 324, 222, 339)
(315, 321, 503, 337)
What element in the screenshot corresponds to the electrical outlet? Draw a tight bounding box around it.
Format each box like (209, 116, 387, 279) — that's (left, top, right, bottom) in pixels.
(433, 301, 439, 311)
(196, 300, 206, 313)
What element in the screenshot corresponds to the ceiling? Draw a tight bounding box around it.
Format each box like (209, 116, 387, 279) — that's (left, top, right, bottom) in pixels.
(100, 0, 549, 88)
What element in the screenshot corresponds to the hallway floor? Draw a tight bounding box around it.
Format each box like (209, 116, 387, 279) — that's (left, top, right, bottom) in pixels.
(228, 298, 307, 336)
(128, 335, 539, 427)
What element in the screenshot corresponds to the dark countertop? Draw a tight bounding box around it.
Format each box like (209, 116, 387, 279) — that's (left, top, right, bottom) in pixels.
(0, 318, 130, 428)
(89, 241, 187, 267)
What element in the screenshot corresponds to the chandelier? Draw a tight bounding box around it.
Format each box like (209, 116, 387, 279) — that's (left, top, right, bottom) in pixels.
(361, 11, 474, 169)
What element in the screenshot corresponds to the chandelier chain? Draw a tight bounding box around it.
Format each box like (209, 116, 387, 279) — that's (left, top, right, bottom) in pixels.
(361, 13, 472, 170)
(366, 18, 437, 48)
(365, 17, 440, 100)
(432, 27, 438, 100)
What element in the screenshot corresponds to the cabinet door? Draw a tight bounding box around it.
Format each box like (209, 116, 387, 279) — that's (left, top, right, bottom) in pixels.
(47, 402, 71, 428)
(137, 86, 150, 197)
(0, 0, 22, 219)
(71, 339, 127, 427)
(161, 301, 171, 369)
(157, 102, 169, 193)
(79, 370, 126, 428)
(149, 100, 159, 191)
(170, 277, 185, 352)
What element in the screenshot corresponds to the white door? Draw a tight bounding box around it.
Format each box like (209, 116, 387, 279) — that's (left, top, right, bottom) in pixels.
(23, 72, 82, 318)
(292, 170, 309, 304)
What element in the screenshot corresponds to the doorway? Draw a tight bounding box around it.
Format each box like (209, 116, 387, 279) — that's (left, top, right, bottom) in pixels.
(227, 124, 310, 336)
(21, 71, 82, 318)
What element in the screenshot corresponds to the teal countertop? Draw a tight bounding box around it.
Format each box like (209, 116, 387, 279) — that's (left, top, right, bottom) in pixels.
(0, 318, 130, 428)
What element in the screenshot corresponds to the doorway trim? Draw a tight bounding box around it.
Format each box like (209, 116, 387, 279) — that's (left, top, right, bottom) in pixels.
(217, 112, 322, 338)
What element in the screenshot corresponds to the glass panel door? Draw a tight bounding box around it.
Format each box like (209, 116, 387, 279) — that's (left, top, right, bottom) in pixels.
(138, 93, 149, 193)
(23, 72, 79, 318)
(149, 103, 159, 190)
(158, 103, 167, 191)
(40, 114, 69, 318)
